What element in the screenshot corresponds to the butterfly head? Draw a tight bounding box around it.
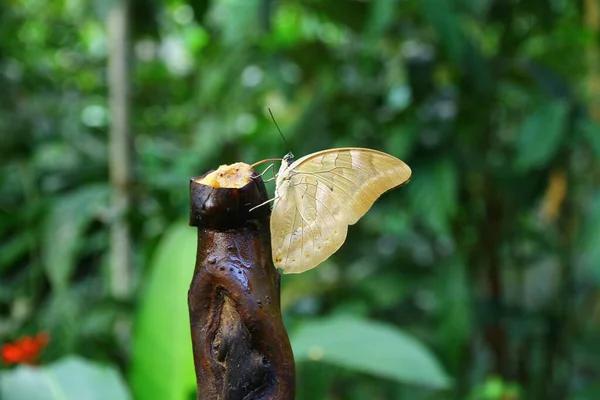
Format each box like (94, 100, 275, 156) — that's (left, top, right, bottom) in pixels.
(283, 152, 295, 167)
(276, 152, 295, 183)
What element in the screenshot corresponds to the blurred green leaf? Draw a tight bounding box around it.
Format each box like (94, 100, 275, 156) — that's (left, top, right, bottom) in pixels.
(215, 0, 261, 46)
(0, 232, 34, 272)
(305, 1, 369, 32)
(386, 123, 418, 159)
(0, 356, 131, 400)
(183, 25, 209, 53)
(92, 0, 120, 20)
(360, 272, 409, 309)
(580, 190, 600, 281)
(291, 315, 451, 389)
(42, 185, 108, 290)
(188, 0, 210, 24)
(408, 158, 458, 235)
(130, 222, 196, 400)
(131, 0, 159, 38)
(420, 0, 465, 63)
(296, 362, 333, 400)
(467, 375, 521, 400)
(367, 0, 400, 36)
(436, 256, 472, 371)
(514, 100, 569, 171)
(580, 119, 600, 161)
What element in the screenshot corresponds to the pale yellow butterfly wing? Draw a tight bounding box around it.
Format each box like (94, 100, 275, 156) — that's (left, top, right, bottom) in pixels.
(270, 148, 412, 274)
(270, 173, 349, 274)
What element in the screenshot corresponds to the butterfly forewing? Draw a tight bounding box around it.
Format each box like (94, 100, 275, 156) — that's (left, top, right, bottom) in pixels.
(270, 148, 411, 273)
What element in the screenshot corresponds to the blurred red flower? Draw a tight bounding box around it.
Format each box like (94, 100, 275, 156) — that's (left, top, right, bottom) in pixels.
(1, 332, 50, 365)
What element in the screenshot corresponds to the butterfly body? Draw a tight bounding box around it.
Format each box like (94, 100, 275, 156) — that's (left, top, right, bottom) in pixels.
(269, 148, 411, 274)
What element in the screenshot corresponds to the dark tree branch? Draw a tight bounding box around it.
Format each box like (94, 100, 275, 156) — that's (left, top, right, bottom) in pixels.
(188, 164, 295, 400)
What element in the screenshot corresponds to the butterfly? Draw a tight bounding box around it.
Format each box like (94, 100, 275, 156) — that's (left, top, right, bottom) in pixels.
(266, 148, 411, 274)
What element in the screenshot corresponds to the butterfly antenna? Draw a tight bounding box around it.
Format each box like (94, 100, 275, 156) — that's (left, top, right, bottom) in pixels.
(268, 108, 291, 153)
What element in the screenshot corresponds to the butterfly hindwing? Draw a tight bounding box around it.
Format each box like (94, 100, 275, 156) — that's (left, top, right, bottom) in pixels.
(271, 174, 348, 274)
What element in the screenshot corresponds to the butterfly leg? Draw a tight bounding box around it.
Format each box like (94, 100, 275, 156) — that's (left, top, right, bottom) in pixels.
(253, 163, 277, 182)
(249, 196, 278, 212)
(262, 163, 278, 182)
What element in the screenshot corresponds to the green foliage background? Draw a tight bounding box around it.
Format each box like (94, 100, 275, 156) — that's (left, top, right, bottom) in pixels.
(2, 0, 600, 399)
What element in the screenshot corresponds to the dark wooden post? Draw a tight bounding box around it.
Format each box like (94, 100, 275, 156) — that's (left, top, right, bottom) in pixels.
(188, 163, 295, 400)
